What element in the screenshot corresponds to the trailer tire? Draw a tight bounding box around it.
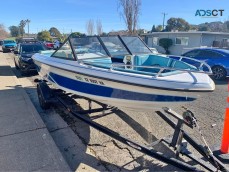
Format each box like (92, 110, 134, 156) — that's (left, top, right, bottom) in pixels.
(37, 83, 50, 109)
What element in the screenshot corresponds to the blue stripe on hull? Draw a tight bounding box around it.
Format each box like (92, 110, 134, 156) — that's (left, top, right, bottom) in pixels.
(49, 72, 196, 102)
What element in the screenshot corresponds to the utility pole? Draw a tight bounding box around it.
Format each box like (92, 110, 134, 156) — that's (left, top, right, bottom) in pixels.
(162, 12, 168, 30)
(18, 25, 20, 36)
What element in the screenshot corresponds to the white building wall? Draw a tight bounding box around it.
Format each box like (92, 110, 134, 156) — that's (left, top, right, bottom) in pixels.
(144, 32, 229, 55)
(145, 33, 202, 55)
(201, 34, 229, 47)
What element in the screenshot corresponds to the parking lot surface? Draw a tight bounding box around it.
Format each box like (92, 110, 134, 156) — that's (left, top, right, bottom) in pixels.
(2, 51, 229, 171)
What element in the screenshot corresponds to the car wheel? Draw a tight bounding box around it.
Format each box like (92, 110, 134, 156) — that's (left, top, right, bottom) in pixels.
(2, 48, 6, 53)
(14, 59, 19, 69)
(212, 66, 227, 80)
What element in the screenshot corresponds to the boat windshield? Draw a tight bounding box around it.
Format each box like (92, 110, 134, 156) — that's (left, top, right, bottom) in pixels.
(100, 36, 130, 56)
(70, 37, 108, 60)
(67, 35, 153, 61)
(121, 36, 151, 54)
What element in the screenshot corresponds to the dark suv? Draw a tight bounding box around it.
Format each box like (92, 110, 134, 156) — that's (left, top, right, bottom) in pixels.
(14, 42, 47, 75)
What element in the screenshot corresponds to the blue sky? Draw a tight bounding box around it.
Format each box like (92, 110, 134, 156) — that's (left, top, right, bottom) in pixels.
(1, 0, 228, 34)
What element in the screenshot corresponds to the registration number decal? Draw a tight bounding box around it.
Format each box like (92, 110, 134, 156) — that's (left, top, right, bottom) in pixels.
(75, 75, 105, 85)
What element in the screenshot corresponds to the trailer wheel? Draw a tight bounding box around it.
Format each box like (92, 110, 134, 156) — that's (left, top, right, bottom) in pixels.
(37, 83, 50, 109)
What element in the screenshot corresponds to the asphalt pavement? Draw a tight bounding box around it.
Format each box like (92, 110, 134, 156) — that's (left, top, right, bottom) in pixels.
(1, 51, 229, 171)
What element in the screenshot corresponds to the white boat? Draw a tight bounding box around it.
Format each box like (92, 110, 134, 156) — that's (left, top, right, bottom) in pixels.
(32, 35, 215, 110)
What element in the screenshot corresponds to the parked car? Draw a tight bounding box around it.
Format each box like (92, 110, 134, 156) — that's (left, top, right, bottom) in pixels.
(2, 39, 17, 53)
(17, 37, 36, 43)
(171, 48, 229, 80)
(44, 41, 54, 49)
(0, 40, 3, 46)
(14, 42, 47, 75)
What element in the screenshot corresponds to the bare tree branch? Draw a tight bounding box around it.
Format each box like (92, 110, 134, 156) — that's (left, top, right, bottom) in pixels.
(0, 24, 9, 39)
(118, 0, 141, 34)
(86, 19, 94, 35)
(96, 19, 103, 35)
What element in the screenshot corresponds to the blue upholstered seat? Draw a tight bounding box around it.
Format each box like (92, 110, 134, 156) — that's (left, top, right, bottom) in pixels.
(132, 55, 172, 73)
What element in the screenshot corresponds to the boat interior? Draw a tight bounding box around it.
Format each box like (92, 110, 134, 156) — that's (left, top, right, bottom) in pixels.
(40, 35, 211, 77)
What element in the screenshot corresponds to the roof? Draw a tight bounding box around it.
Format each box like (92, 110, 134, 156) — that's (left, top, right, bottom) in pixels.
(143, 31, 229, 36)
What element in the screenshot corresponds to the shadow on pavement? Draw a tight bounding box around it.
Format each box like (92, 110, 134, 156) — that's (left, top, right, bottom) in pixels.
(25, 86, 124, 171)
(11, 66, 38, 79)
(214, 78, 229, 85)
(55, 95, 181, 171)
(0, 65, 17, 76)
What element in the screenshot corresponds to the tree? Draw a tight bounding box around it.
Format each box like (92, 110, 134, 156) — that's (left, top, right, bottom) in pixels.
(71, 32, 86, 38)
(37, 31, 52, 41)
(101, 32, 108, 36)
(159, 38, 173, 54)
(0, 24, 8, 39)
(151, 25, 157, 32)
(86, 19, 94, 35)
(25, 19, 31, 34)
(166, 18, 190, 31)
(49, 27, 61, 38)
(9, 26, 20, 37)
(118, 0, 141, 34)
(225, 21, 229, 30)
(156, 25, 163, 32)
(96, 19, 103, 35)
(198, 25, 209, 31)
(19, 20, 26, 36)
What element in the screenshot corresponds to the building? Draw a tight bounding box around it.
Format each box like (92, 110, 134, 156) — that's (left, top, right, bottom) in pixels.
(143, 31, 229, 55)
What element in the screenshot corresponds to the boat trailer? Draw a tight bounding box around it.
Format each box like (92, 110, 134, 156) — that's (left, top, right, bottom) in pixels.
(36, 81, 228, 172)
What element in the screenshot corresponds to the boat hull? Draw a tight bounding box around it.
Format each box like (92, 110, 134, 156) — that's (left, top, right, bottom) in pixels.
(33, 59, 210, 111)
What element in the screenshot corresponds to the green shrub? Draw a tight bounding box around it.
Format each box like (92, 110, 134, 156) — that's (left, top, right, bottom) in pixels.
(159, 38, 173, 54)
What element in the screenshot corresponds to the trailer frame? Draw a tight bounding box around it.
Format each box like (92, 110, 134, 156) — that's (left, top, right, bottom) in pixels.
(36, 80, 228, 172)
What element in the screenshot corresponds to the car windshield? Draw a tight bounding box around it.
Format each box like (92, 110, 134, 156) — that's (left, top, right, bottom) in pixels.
(21, 44, 46, 53)
(4, 40, 15, 44)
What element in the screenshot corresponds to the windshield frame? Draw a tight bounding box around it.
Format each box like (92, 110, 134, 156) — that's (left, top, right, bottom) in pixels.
(53, 34, 152, 61)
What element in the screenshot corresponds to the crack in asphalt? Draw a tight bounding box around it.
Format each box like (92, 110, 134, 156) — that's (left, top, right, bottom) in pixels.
(0, 127, 46, 138)
(110, 139, 136, 161)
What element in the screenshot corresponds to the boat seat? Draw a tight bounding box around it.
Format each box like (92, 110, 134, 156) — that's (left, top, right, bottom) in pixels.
(170, 60, 196, 70)
(83, 57, 113, 68)
(133, 55, 173, 73)
(134, 55, 172, 67)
